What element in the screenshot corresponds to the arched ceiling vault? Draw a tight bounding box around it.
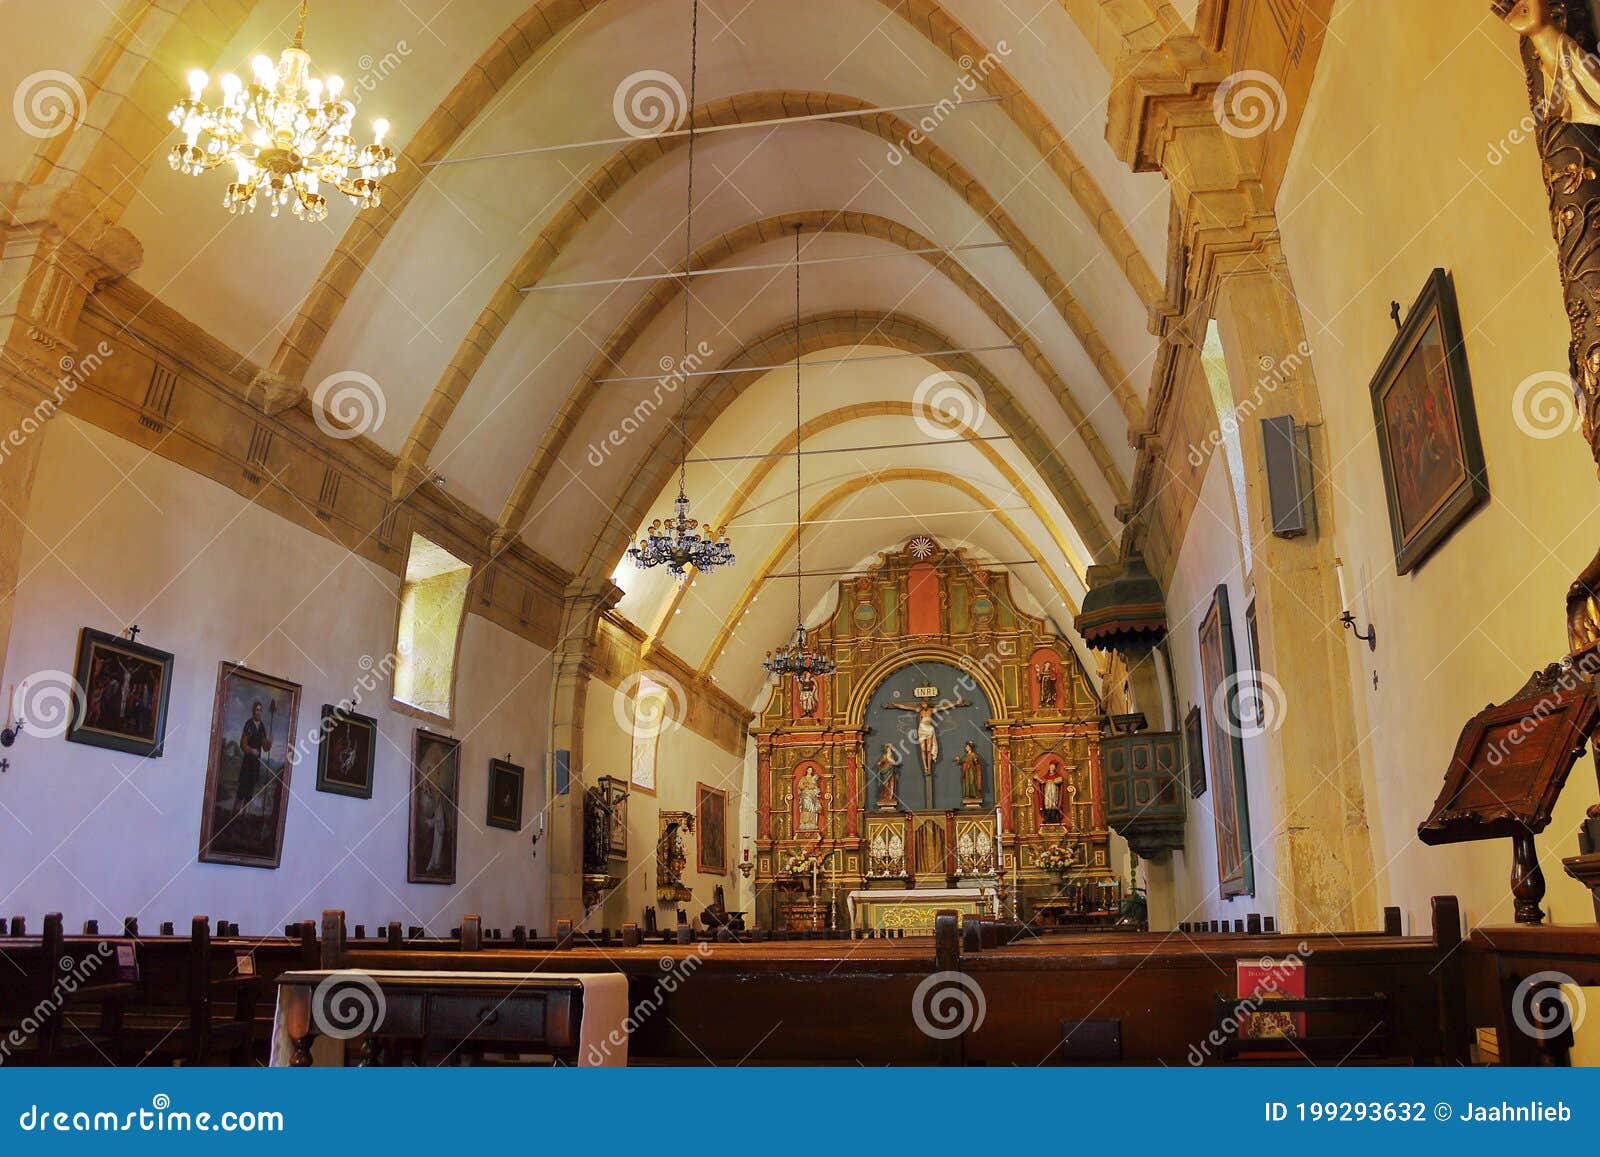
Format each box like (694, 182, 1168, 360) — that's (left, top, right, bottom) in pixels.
(266, 0, 1163, 393)
(562, 311, 1117, 584)
(486, 208, 1133, 526)
(639, 399, 1091, 652)
(694, 466, 1079, 678)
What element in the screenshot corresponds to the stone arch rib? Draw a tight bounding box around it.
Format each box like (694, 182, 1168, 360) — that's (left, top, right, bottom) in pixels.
(267, 0, 1161, 390)
(490, 208, 1131, 529)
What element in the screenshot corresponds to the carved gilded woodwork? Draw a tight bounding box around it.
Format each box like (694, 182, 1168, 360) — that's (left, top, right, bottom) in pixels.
(750, 537, 1111, 925)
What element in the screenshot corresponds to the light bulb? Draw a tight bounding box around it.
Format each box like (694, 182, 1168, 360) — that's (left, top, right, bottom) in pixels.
(325, 75, 343, 99)
(372, 118, 389, 145)
(187, 69, 208, 96)
(220, 73, 242, 101)
(251, 55, 275, 84)
(306, 77, 322, 103)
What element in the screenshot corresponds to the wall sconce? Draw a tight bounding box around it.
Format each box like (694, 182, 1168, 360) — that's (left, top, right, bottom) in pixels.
(737, 845, 754, 879)
(1335, 559, 1376, 652)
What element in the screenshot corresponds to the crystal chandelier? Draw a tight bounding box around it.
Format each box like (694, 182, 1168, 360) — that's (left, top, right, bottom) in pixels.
(627, 0, 734, 581)
(764, 227, 836, 679)
(166, 0, 396, 222)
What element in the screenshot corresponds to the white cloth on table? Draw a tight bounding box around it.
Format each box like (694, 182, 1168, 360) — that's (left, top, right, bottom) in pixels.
(267, 969, 629, 1067)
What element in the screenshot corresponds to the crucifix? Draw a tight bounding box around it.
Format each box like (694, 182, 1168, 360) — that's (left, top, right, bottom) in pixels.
(126, 625, 140, 642)
(885, 688, 971, 806)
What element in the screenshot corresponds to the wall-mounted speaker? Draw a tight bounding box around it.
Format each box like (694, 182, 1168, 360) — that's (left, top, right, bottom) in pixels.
(1260, 415, 1314, 539)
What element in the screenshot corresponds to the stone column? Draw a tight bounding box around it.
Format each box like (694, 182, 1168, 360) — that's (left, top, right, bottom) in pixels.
(1207, 243, 1376, 933)
(1107, 42, 1376, 932)
(545, 576, 622, 925)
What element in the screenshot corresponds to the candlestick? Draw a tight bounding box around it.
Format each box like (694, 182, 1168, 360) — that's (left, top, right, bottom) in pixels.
(1335, 557, 1349, 612)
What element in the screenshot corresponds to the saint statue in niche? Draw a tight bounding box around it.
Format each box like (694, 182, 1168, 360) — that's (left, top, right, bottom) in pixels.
(874, 743, 902, 810)
(1034, 758, 1066, 827)
(958, 741, 984, 804)
(796, 767, 823, 832)
(797, 672, 820, 719)
(1036, 663, 1058, 710)
(885, 692, 971, 780)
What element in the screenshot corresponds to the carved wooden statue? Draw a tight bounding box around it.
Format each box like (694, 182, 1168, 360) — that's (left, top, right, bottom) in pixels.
(1496, 0, 1600, 652)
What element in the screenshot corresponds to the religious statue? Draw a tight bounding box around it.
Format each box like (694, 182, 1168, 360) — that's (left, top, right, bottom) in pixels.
(884, 692, 971, 781)
(873, 743, 901, 810)
(796, 766, 823, 833)
(1034, 758, 1066, 827)
(1036, 663, 1058, 710)
(957, 740, 984, 804)
(797, 671, 820, 719)
(1495, 0, 1600, 653)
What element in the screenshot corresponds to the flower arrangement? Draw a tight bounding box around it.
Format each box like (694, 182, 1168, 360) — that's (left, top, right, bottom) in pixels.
(1036, 843, 1076, 872)
(783, 851, 822, 877)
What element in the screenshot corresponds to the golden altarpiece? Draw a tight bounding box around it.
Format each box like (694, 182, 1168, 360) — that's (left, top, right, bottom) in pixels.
(749, 537, 1115, 931)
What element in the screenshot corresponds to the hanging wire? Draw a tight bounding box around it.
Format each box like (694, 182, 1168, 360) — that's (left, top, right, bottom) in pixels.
(793, 223, 803, 638)
(675, 0, 700, 503)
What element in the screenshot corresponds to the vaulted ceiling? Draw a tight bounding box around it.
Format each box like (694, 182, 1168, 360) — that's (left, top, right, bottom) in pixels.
(3, 0, 1188, 705)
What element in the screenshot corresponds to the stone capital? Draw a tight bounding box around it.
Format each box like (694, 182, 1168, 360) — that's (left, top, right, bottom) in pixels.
(247, 369, 307, 416)
(1105, 35, 1229, 175)
(0, 186, 142, 405)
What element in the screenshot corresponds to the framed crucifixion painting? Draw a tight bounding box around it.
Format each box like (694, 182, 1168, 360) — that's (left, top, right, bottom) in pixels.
(1198, 584, 1254, 897)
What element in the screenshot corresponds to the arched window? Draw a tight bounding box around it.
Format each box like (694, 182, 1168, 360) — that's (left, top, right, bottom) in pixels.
(393, 533, 471, 720)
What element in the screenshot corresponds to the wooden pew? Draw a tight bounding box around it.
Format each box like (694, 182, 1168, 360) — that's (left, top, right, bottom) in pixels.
(0, 914, 135, 1064)
(317, 900, 1468, 1066)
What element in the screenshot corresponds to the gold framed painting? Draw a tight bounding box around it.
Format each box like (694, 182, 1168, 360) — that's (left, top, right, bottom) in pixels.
(198, 663, 300, 869)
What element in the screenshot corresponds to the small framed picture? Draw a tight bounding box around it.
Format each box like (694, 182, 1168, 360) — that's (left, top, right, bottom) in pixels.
(1184, 705, 1207, 799)
(66, 628, 174, 758)
(696, 782, 727, 875)
(1369, 268, 1489, 575)
(486, 758, 524, 831)
(409, 729, 460, 884)
(315, 705, 376, 799)
(198, 662, 300, 869)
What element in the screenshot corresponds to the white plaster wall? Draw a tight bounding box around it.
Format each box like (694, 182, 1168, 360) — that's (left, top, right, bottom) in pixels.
(0, 417, 550, 936)
(1163, 453, 1281, 928)
(581, 678, 746, 930)
(1273, 0, 1600, 931)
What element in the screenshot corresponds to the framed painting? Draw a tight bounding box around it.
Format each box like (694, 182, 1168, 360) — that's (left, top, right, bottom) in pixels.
(598, 774, 629, 858)
(66, 628, 174, 758)
(696, 782, 727, 875)
(408, 729, 460, 884)
(315, 705, 375, 799)
(486, 757, 524, 831)
(1198, 585, 1254, 897)
(1369, 268, 1488, 575)
(1184, 705, 1207, 798)
(198, 663, 300, 869)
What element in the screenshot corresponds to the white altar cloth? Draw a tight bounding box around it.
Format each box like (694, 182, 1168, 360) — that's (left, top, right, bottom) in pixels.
(268, 969, 630, 1067)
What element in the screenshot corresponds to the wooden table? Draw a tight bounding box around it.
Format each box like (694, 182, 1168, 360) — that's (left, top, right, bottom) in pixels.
(1467, 924, 1600, 1065)
(271, 969, 627, 1066)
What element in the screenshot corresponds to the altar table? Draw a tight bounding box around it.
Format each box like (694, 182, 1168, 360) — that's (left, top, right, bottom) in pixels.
(269, 969, 629, 1066)
(847, 886, 996, 932)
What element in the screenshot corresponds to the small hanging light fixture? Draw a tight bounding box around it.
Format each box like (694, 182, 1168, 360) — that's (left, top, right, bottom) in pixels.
(627, 0, 733, 581)
(764, 226, 836, 680)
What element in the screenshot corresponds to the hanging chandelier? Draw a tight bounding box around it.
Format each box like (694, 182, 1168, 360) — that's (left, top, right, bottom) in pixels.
(627, 0, 734, 581)
(764, 227, 836, 680)
(166, 0, 396, 222)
